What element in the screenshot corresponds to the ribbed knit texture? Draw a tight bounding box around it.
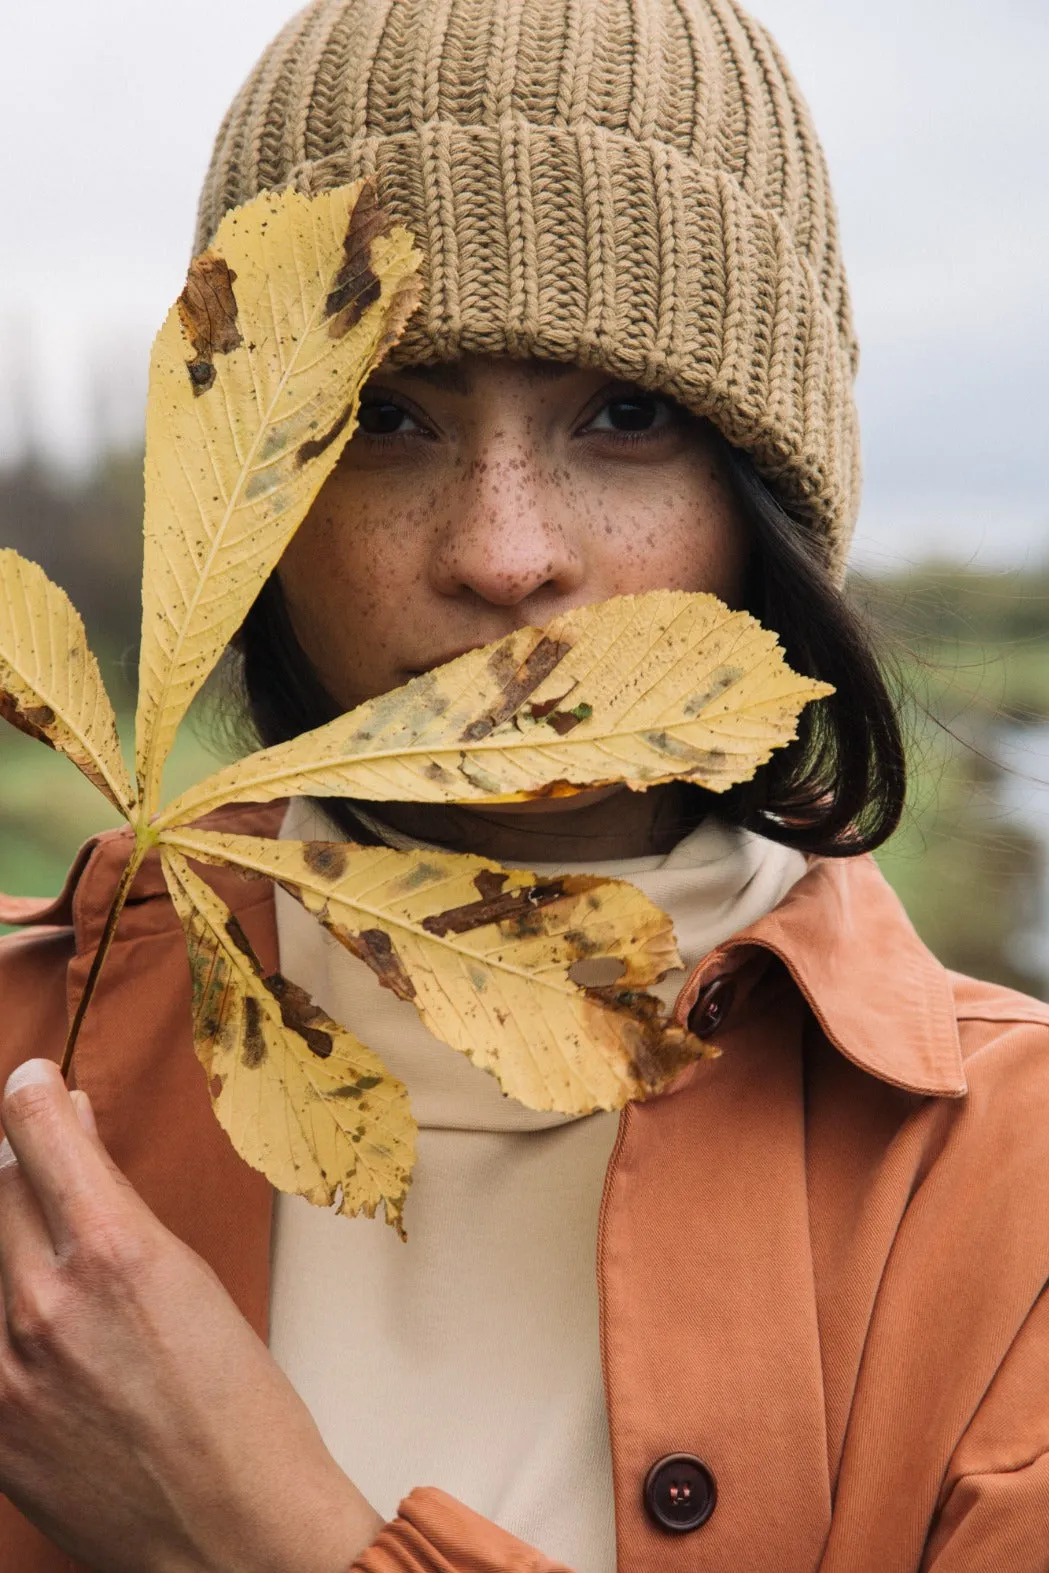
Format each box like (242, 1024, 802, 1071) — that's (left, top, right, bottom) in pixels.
(195, 0, 861, 575)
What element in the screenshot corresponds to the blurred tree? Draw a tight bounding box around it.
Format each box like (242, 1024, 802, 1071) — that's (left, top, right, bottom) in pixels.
(0, 449, 143, 702)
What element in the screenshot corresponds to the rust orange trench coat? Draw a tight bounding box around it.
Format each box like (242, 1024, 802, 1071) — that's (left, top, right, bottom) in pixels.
(1, 801, 1048, 1573)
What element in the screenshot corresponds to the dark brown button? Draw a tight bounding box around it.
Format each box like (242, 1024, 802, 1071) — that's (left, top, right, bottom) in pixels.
(643, 1454, 717, 1533)
(688, 977, 735, 1038)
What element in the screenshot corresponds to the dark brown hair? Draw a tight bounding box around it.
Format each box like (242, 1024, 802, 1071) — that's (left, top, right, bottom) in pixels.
(230, 443, 906, 858)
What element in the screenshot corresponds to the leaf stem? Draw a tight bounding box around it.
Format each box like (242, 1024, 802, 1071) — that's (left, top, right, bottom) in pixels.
(60, 842, 147, 1080)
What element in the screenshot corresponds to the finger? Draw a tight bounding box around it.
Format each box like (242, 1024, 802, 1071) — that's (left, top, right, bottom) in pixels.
(0, 1135, 58, 1311)
(1, 1061, 123, 1251)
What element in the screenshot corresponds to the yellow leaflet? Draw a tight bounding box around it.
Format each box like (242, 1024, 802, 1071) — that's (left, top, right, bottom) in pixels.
(134, 179, 422, 816)
(165, 830, 714, 1114)
(161, 847, 416, 1236)
(157, 590, 834, 827)
(0, 549, 134, 817)
(155, 591, 830, 830)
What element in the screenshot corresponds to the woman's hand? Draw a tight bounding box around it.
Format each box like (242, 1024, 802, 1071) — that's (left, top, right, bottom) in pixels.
(0, 1058, 384, 1573)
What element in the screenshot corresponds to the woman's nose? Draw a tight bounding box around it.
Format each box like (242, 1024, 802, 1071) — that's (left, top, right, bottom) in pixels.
(429, 450, 585, 608)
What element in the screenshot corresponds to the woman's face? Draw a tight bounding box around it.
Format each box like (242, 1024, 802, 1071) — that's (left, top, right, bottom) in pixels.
(278, 355, 750, 712)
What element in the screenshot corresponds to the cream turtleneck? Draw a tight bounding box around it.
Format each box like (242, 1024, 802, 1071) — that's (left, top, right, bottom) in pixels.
(268, 798, 805, 1573)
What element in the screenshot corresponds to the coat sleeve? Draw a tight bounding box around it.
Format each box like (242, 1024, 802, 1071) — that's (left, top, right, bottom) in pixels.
(351, 1489, 574, 1573)
(921, 1287, 1049, 1570)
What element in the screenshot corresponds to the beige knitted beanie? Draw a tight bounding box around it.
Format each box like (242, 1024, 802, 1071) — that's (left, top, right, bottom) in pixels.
(195, 0, 861, 573)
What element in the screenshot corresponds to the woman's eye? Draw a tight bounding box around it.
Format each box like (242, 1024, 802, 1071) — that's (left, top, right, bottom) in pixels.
(356, 400, 421, 437)
(583, 395, 673, 435)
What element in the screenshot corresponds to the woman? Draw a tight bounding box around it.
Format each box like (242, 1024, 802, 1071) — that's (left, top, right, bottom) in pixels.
(1, 1, 1047, 1570)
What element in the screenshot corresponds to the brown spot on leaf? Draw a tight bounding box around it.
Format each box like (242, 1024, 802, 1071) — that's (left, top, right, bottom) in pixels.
(210, 1074, 224, 1100)
(344, 929, 416, 1001)
(460, 636, 573, 742)
(325, 183, 392, 338)
(526, 694, 569, 721)
(267, 974, 335, 1059)
(560, 918, 610, 955)
(224, 914, 256, 962)
(0, 692, 58, 749)
(629, 1018, 713, 1090)
(423, 875, 568, 937)
(545, 703, 593, 736)
(217, 919, 320, 1061)
(296, 401, 356, 467)
(178, 251, 243, 397)
(474, 870, 508, 902)
(585, 986, 715, 1093)
(241, 995, 267, 1068)
(518, 694, 592, 736)
(302, 841, 349, 880)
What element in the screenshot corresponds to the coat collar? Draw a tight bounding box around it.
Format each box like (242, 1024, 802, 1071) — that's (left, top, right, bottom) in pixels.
(0, 801, 285, 952)
(675, 852, 968, 1099)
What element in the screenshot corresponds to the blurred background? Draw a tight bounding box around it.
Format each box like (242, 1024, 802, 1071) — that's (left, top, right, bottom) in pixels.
(1, 0, 1047, 995)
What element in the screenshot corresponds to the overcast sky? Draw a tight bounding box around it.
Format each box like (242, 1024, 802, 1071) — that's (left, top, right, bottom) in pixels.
(1, 0, 1046, 569)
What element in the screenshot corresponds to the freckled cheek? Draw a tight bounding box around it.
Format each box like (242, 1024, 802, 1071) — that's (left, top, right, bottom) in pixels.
(579, 507, 744, 601)
(277, 494, 438, 703)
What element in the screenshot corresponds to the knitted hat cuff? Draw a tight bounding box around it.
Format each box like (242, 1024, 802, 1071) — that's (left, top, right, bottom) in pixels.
(195, 0, 864, 576)
(263, 121, 858, 573)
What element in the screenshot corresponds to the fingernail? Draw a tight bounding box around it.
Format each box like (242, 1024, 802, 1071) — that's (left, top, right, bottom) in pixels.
(5, 1058, 60, 1097)
(70, 1090, 97, 1135)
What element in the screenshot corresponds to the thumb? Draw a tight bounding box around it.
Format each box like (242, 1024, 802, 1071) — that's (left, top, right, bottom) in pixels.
(70, 1088, 98, 1137)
